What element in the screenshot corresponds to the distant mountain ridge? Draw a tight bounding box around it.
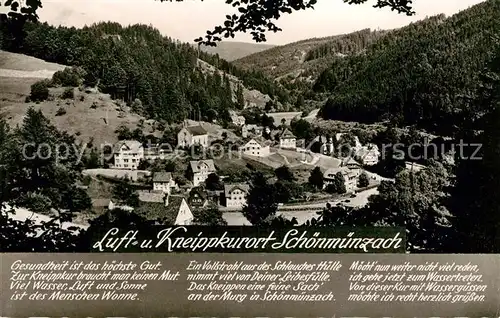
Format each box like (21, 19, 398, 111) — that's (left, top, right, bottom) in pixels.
(233, 29, 387, 84)
(199, 41, 276, 61)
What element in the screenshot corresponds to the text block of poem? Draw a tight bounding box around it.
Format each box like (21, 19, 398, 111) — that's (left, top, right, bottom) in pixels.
(1, 254, 500, 317)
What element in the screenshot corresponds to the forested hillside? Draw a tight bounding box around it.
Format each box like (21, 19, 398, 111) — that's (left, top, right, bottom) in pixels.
(0, 21, 288, 123)
(235, 29, 386, 83)
(316, 0, 500, 135)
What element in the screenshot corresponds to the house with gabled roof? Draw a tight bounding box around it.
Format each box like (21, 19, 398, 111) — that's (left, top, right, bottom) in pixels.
(189, 159, 216, 187)
(134, 195, 194, 226)
(355, 144, 381, 166)
(342, 157, 362, 170)
(224, 183, 250, 209)
(241, 138, 271, 157)
(113, 140, 144, 170)
(323, 167, 359, 193)
(279, 128, 297, 149)
(188, 187, 208, 208)
(152, 171, 177, 193)
(177, 125, 209, 148)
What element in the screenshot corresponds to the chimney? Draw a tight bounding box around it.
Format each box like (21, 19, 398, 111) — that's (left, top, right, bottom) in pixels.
(164, 193, 170, 207)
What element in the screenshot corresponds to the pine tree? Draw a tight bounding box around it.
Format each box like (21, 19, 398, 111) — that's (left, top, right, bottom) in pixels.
(358, 172, 370, 188)
(452, 45, 500, 252)
(242, 172, 278, 226)
(308, 167, 324, 190)
(236, 84, 245, 109)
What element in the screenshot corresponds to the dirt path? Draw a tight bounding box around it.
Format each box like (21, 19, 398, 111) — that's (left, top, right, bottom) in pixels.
(0, 68, 58, 79)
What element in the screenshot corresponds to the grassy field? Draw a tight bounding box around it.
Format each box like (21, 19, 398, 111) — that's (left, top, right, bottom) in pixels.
(1, 84, 153, 146)
(200, 41, 276, 61)
(266, 111, 302, 126)
(0, 51, 159, 146)
(0, 51, 66, 71)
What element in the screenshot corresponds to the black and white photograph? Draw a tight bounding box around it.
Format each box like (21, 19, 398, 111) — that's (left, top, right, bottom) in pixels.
(3, 1, 500, 316)
(0, 0, 499, 253)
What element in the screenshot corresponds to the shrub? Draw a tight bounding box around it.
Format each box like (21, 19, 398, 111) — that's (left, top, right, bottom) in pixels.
(15, 192, 53, 214)
(82, 175, 92, 186)
(62, 87, 74, 99)
(51, 67, 83, 87)
(30, 80, 50, 102)
(55, 107, 67, 116)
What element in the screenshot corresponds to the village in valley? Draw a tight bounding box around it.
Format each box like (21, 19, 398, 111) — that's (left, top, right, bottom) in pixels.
(80, 109, 391, 228)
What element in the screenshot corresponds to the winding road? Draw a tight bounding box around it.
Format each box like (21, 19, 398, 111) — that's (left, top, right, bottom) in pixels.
(222, 188, 379, 225)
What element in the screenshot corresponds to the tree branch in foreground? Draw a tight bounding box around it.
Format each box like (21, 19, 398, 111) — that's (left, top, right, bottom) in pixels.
(160, 0, 415, 46)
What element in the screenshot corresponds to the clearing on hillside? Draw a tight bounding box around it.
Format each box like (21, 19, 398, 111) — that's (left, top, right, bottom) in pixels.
(0, 51, 155, 146)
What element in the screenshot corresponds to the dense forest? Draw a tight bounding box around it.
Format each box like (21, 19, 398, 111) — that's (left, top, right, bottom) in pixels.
(303, 28, 387, 62)
(316, 0, 500, 135)
(0, 20, 288, 123)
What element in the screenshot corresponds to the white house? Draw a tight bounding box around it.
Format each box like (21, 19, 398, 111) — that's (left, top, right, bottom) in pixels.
(241, 139, 270, 157)
(224, 184, 250, 209)
(177, 125, 209, 148)
(152, 171, 177, 193)
(279, 129, 297, 150)
(113, 140, 144, 170)
(190, 159, 216, 187)
(323, 167, 360, 193)
(168, 196, 194, 225)
(312, 135, 335, 155)
(134, 195, 194, 226)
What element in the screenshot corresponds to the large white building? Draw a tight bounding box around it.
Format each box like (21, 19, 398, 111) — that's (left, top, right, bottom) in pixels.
(177, 125, 209, 148)
(113, 140, 177, 169)
(113, 140, 144, 170)
(189, 159, 216, 187)
(323, 159, 362, 193)
(323, 167, 360, 193)
(224, 184, 250, 209)
(241, 139, 270, 157)
(279, 129, 297, 150)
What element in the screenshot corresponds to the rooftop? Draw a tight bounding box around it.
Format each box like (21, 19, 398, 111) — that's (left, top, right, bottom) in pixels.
(134, 195, 186, 225)
(184, 125, 208, 136)
(224, 183, 250, 197)
(280, 128, 296, 139)
(342, 157, 361, 167)
(114, 140, 143, 153)
(190, 159, 216, 173)
(153, 171, 173, 183)
(323, 167, 355, 179)
(244, 138, 271, 148)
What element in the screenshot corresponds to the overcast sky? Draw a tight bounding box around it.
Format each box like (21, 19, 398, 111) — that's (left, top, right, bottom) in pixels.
(37, 0, 485, 45)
